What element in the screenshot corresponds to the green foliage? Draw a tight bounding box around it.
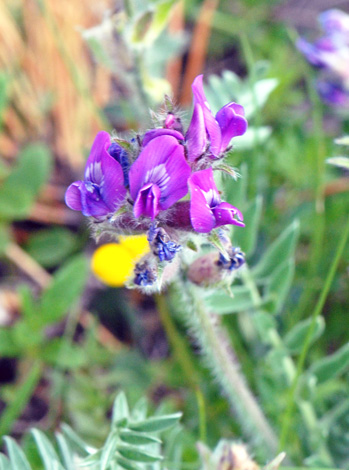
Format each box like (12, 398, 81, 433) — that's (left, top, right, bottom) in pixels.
(0, 393, 182, 470)
(0, 144, 52, 220)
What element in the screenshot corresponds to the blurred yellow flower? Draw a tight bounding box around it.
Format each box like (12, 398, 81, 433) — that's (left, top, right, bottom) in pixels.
(91, 235, 149, 287)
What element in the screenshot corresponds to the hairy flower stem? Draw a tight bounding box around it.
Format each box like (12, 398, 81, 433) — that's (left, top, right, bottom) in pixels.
(176, 279, 279, 459)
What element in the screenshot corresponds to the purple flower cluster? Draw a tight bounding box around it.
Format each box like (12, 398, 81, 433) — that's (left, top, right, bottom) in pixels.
(66, 75, 247, 235)
(65, 75, 247, 286)
(297, 9, 349, 107)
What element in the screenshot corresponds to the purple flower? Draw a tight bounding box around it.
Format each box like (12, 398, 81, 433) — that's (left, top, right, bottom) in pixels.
(319, 9, 349, 40)
(129, 135, 191, 219)
(65, 131, 126, 218)
(317, 80, 349, 107)
(108, 142, 130, 186)
(142, 129, 184, 148)
(186, 75, 248, 161)
(188, 168, 244, 233)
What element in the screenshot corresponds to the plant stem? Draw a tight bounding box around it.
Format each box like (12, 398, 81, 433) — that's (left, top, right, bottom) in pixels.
(154, 293, 207, 443)
(177, 279, 279, 459)
(279, 216, 349, 450)
(292, 69, 326, 322)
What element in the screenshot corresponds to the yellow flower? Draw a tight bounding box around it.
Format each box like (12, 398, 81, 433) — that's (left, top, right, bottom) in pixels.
(91, 235, 149, 287)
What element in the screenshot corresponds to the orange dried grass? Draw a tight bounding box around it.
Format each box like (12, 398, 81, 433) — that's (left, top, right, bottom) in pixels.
(0, 0, 113, 169)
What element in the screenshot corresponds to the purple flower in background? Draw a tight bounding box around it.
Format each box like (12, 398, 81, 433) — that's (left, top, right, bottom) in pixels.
(319, 9, 349, 41)
(188, 168, 244, 233)
(317, 80, 349, 107)
(65, 131, 126, 218)
(297, 9, 349, 107)
(129, 135, 191, 219)
(186, 75, 248, 161)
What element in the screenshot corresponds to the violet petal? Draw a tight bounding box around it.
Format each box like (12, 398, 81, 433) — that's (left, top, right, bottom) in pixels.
(188, 168, 220, 207)
(212, 201, 245, 228)
(191, 75, 222, 156)
(188, 178, 216, 233)
(216, 104, 248, 152)
(142, 129, 184, 147)
(65, 182, 83, 211)
(133, 183, 161, 219)
(185, 103, 207, 161)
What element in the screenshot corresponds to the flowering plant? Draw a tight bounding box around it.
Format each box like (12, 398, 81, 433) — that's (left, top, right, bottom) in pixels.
(65, 75, 247, 290)
(297, 9, 349, 107)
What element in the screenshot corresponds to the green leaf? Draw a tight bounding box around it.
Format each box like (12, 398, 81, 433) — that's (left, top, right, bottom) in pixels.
(119, 430, 161, 446)
(0, 224, 10, 255)
(265, 259, 295, 314)
(233, 195, 262, 255)
(234, 126, 272, 150)
(31, 429, 64, 470)
(128, 412, 182, 432)
(0, 329, 18, 356)
(118, 445, 163, 463)
(0, 362, 42, 437)
(4, 436, 32, 470)
(39, 255, 89, 324)
(284, 317, 325, 354)
(253, 220, 299, 280)
(61, 423, 95, 455)
(334, 135, 349, 146)
(116, 456, 141, 470)
(112, 392, 129, 425)
(25, 228, 76, 268)
(0, 144, 52, 220)
(56, 432, 75, 470)
(42, 340, 87, 369)
(308, 343, 349, 384)
(0, 454, 11, 470)
(205, 286, 267, 314)
(100, 432, 118, 470)
(326, 156, 349, 170)
(132, 10, 154, 43)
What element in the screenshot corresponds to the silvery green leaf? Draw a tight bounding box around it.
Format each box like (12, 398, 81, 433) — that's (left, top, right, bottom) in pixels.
(118, 445, 162, 462)
(79, 450, 102, 467)
(61, 423, 96, 455)
(130, 396, 148, 421)
(308, 343, 349, 384)
(31, 429, 64, 470)
(265, 259, 295, 314)
(253, 220, 299, 280)
(100, 432, 118, 470)
(0, 454, 11, 470)
(56, 432, 75, 470)
(4, 437, 31, 470)
(233, 126, 272, 150)
(116, 456, 141, 470)
(205, 286, 268, 314)
(119, 430, 161, 445)
(128, 412, 182, 432)
(233, 195, 262, 256)
(284, 317, 325, 354)
(112, 391, 129, 425)
(326, 156, 349, 169)
(334, 135, 349, 145)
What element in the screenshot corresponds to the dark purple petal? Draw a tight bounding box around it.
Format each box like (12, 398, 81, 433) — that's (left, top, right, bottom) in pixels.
(133, 183, 161, 219)
(212, 201, 245, 228)
(100, 149, 127, 211)
(188, 169, 220, 207)
(188, 176, 216, 233)
(317, 80, 349, 107)
(129, 136, 190, 214)
(185, 103, 207, 161)
(108, 143, 130, 186)
(191, 75, 222, 156)
(65, 182, 83, 211)
(142, 129, 184, 147)
(215, 103, 248, 152)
